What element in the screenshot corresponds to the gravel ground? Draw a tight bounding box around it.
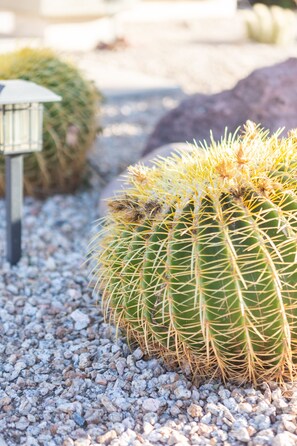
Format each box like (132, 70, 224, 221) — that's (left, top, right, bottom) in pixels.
(1, 14, 297, 446)
(89, 94, 184, 183)
(1, 100, 297, 446)
(1, 193, 297, 446)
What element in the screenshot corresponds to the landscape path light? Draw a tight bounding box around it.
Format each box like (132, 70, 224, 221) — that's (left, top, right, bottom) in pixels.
(0, 80, 61, 265)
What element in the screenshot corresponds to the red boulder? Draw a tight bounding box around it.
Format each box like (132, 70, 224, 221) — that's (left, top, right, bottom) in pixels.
(144, 58, 297, 155)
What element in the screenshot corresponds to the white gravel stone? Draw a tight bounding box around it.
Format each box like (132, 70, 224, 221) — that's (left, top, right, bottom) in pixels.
(101, 396, 117, 413)
(187, 404, 203, 419)
(70, 309, 90, 330)
(6, 284, 18, 295)
(282, 419, 296, 433)
(200, 412, 212, 425)
(238, 402, 253, 414)
(58, 402, 82, 414)
(45, 257, 56, 271)
(62, 440, 74, 446)
(132, 347, 144, 361)
(74, 439, 90, 446)
(95, 373, 107, 386)
(253, 414, 271, 430)
(232, 427, 250, 443)
(79, 353, 92, 370)
(142, 398, 161, 412)
(15, 417, 29, 431)
(115, 358, 126, 376)
(272, 432, 297, 446)
(168, 431, 189, 445)
(143, 421, 154, 435)
(26, 437, 39, 446)
(97, 430, 117, 445)
(253, 429, 274, 445)
(174, 386, 191, 400)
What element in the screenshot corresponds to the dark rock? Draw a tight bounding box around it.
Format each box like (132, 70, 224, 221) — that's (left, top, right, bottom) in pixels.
(98, 143, 195, 218)
(73, 413, 87, 428)
(144, 58, 297, 155)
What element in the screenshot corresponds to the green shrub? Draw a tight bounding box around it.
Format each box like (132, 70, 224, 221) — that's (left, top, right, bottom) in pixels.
(92, 122, 297, 384)
(0, 48, 100, 197)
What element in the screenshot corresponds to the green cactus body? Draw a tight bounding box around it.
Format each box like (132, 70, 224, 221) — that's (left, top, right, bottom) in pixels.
(92, 123, 297, 384)
(0, 48, 100, 197)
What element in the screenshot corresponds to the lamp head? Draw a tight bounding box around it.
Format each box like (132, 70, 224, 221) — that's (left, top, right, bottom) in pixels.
(0, 80, 61, 155)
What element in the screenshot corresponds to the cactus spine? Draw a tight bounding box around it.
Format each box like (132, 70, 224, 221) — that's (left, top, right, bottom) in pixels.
(92, 123, 297, 384)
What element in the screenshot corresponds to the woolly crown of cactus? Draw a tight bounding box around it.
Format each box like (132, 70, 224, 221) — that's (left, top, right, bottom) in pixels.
(0, 48, 100, 197)
(92, 122, 297, 385)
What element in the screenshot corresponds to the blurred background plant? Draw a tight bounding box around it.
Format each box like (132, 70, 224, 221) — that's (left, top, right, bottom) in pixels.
(0, 48, 100, 197)
(245, 3, 297, 44)
(249, 0, 297, 8)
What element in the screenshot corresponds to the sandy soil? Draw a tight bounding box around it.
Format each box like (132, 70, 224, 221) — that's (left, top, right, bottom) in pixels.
(76, 12, 297, 95)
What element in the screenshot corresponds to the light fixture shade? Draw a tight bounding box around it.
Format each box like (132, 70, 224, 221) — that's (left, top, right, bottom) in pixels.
(0, 103, 43, 155)
(0, 79, 61, 155)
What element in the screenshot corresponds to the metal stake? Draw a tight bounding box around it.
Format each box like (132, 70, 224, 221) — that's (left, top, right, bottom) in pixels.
(6, 154, 23, 265)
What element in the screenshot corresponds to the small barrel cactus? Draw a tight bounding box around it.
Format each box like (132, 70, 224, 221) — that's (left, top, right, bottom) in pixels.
(0, 48, 100, 197)
(245, 4, 297, 45)
(92, 122, 297, 384)
(249, 0, 297, 8)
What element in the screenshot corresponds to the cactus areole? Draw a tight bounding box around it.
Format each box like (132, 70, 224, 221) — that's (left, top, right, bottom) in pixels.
(93, 122, 297, 384)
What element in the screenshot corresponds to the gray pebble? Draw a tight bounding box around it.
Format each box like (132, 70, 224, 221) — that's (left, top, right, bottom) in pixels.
(200, 412, 212, 425)
(253, 414, 271, 430)
(143, 398, 161, 413)
(73, 413, 87, 428)
(79, 353, 91, 370)
(232, 426, 250, 443)
(15, 417, 29, 431)
(115, 358, 126, 376)
(70, 309, 90, 330)
(174, 386, 191, 400)
(101, 396, 117, 413)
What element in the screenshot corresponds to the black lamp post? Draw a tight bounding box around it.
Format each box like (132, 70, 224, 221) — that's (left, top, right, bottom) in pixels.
(0, 80, 61, 265)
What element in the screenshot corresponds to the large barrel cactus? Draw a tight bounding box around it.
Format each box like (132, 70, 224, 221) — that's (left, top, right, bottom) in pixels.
(93, 122, 297, 384)
(0, 48, 100, 197)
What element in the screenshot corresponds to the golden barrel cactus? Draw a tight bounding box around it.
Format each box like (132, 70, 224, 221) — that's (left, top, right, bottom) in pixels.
(92, 122, 297, 385)
(0, 48, 100, 197)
